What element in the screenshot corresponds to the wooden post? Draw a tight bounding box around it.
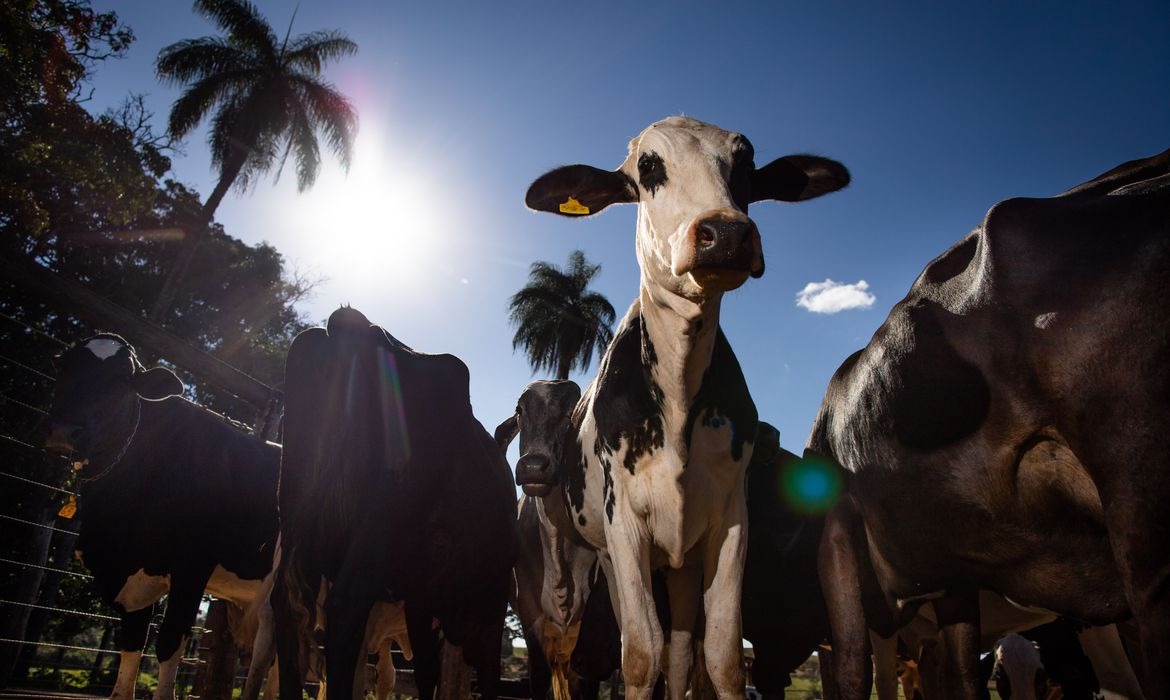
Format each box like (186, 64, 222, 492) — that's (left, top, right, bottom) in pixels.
(190, 600, 238, 699)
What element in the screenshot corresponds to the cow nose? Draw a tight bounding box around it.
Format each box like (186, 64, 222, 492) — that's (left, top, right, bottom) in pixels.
(695, 218, 756, 255)
(516, 453, 551, 480)
(689, 216, 764, 281)
(44, 423, 82, 454)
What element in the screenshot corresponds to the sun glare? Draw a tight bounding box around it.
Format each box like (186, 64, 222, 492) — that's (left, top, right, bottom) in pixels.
(280, 124, 452, 294)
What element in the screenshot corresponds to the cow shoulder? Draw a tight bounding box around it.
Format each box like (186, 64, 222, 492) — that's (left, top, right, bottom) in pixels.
(684, 327, 757, 462)
(591, 313, 665, 475)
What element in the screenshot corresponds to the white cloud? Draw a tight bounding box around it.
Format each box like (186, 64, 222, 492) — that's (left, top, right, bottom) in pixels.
(796, 279, 876, 314)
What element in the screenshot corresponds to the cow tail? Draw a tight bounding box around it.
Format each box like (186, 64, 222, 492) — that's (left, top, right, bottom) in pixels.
(278, 539, 322, 678)
(551, 664, 571, 700)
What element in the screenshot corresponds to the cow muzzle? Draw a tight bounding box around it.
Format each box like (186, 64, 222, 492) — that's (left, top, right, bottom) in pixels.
(43, 423, 81, 456)
(673, 211, 763, 291)
(515, 453, 556, 497)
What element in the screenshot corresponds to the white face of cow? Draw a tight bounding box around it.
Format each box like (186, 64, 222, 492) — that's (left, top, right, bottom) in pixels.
(525, 116, 850, 304)
(619, 117, 760, 300)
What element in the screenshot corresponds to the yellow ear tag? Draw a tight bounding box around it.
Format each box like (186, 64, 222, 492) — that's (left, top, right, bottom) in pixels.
(559, 197, 590, 215)
(58, 494, 77, 519)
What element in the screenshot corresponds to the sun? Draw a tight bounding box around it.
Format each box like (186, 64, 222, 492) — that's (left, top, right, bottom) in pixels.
(278, 124, 451, 291)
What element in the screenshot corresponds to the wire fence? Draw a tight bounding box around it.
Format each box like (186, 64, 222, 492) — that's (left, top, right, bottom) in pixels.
(0, 313, 236, 699)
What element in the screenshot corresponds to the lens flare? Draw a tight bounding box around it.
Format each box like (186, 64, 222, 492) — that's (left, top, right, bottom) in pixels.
(378, 348, 411, 466)
(780, 457, 843, 515)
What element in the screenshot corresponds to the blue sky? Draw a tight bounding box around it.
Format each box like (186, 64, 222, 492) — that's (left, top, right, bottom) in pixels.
(87, 0, 1169, 458)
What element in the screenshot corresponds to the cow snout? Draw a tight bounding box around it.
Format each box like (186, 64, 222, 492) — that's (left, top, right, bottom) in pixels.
(43, 423, 81, 455)
(516, 453, 556, 497)
(675, 212, 764, 289)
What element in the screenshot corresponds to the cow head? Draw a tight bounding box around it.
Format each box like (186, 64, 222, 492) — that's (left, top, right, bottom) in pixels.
(45, 334, 184, 464)
(496, 380, 582, 496)
(525, 116, 849, 302)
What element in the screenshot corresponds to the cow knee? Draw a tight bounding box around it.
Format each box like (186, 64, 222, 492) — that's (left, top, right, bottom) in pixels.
(624, 643, 660, 690)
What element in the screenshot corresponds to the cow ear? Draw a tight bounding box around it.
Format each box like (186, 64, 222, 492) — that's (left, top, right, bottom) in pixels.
(751, 155, 850, 203)
(526, 165, 637, 217)
(132, 367, 184, 400)
(494, 414, 519, 453)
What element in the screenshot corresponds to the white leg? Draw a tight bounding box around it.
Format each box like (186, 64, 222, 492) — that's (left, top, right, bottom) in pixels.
(608, 524, 661, 700)
(110, 650, 143, 700)
(375, 648, 396, 700)
(702, 496, 747, 700)
(241, 598, 276, 700)
(151, 635, 187, 700)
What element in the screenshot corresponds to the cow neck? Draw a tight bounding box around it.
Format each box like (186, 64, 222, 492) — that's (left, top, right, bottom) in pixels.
(535, 496, 578, 627)
(79, 396, 141, 486)
(638, 283, 723, 427)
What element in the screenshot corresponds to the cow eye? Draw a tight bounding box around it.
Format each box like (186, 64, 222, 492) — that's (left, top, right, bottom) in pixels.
(637, 152, 668, 196)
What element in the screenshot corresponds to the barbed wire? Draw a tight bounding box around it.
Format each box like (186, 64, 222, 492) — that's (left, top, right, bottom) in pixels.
(0, 470, 76, 497)
(0, 513, 75, 535)
(0, 393, 49, 417)
(0, 310, 69, 348)
(0, 351, 55, 381)
(0, 556, 91, 580)
(0, 599, 118, 622)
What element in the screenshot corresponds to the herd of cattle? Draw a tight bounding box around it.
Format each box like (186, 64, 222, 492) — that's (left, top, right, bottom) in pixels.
(38, 117, 1168, 700)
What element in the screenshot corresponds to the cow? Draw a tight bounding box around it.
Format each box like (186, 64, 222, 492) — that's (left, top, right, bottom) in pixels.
(42, 333, 280, 700)
(498, 381, 835, 699)
(807, 148, 1170, 699)
(272, 306, 516, 700)
(521, 115, 849, 700)
(498, 380, 602, 700)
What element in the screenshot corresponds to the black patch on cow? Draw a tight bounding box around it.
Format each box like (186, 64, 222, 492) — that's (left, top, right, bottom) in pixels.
(684, 328, 758, 463)
(924, 234, 978, 285)
(891, 302, 990, 450)
(592, 314, 666, 477)
(637, 151, 668, 197)
(578, 513, 586, 527)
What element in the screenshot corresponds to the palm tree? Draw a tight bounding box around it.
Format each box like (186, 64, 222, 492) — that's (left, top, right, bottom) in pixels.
(509, 250, 616, 380)
(148, 0, 358, 322)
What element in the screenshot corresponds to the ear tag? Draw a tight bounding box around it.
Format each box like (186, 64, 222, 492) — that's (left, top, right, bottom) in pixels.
(58, 495, 77, 519)
(559, 197, 590, 215)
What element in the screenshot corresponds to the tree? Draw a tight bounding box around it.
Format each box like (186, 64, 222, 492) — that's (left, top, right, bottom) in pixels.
(508, 250, 616, 380)
(148, 0, 358, 321)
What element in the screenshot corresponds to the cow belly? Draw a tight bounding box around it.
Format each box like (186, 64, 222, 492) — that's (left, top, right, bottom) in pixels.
(206, 565, 263, 606)
(114, 569, 170, 612)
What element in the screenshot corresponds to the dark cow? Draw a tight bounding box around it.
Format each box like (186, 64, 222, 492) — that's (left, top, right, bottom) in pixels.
(43, 334, 279, 700)
(499, 381, 832, 699)
(272, 307, 516, 700)
(522, 116, 848, 700)
(808, 149, 1170, 698)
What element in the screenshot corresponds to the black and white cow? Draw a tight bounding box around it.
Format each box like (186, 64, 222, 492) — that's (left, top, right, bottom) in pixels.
(43, 334, 280, 700)
(521, 116, 848, 700)
(499, 380, 836, 699)
(498, 380, 611, 700)
(522, 116, 848, 700)
(808, 149, 1170, 699)
(272, 306, 516, 700)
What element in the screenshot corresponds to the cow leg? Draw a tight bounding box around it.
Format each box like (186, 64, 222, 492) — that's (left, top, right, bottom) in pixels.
(525, 624, 552, 700)
(701, 494, 747, 700)
(663, 565, 701, 700)
(932, 591, 981, 700)
(241, 595, 276, 700)
(608, 528, 662, 700)
(323, 573, 381, 700)
(407, 603, 440, 700)
(869, 631, 898, 700)
(374, 649, 396, 700)
(111, 605, 152, 700)
(153, 567, 215, 700)
(270, 569, 314, 700)
(575, 676, 600, 700)
(817, 502, 872, 700)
